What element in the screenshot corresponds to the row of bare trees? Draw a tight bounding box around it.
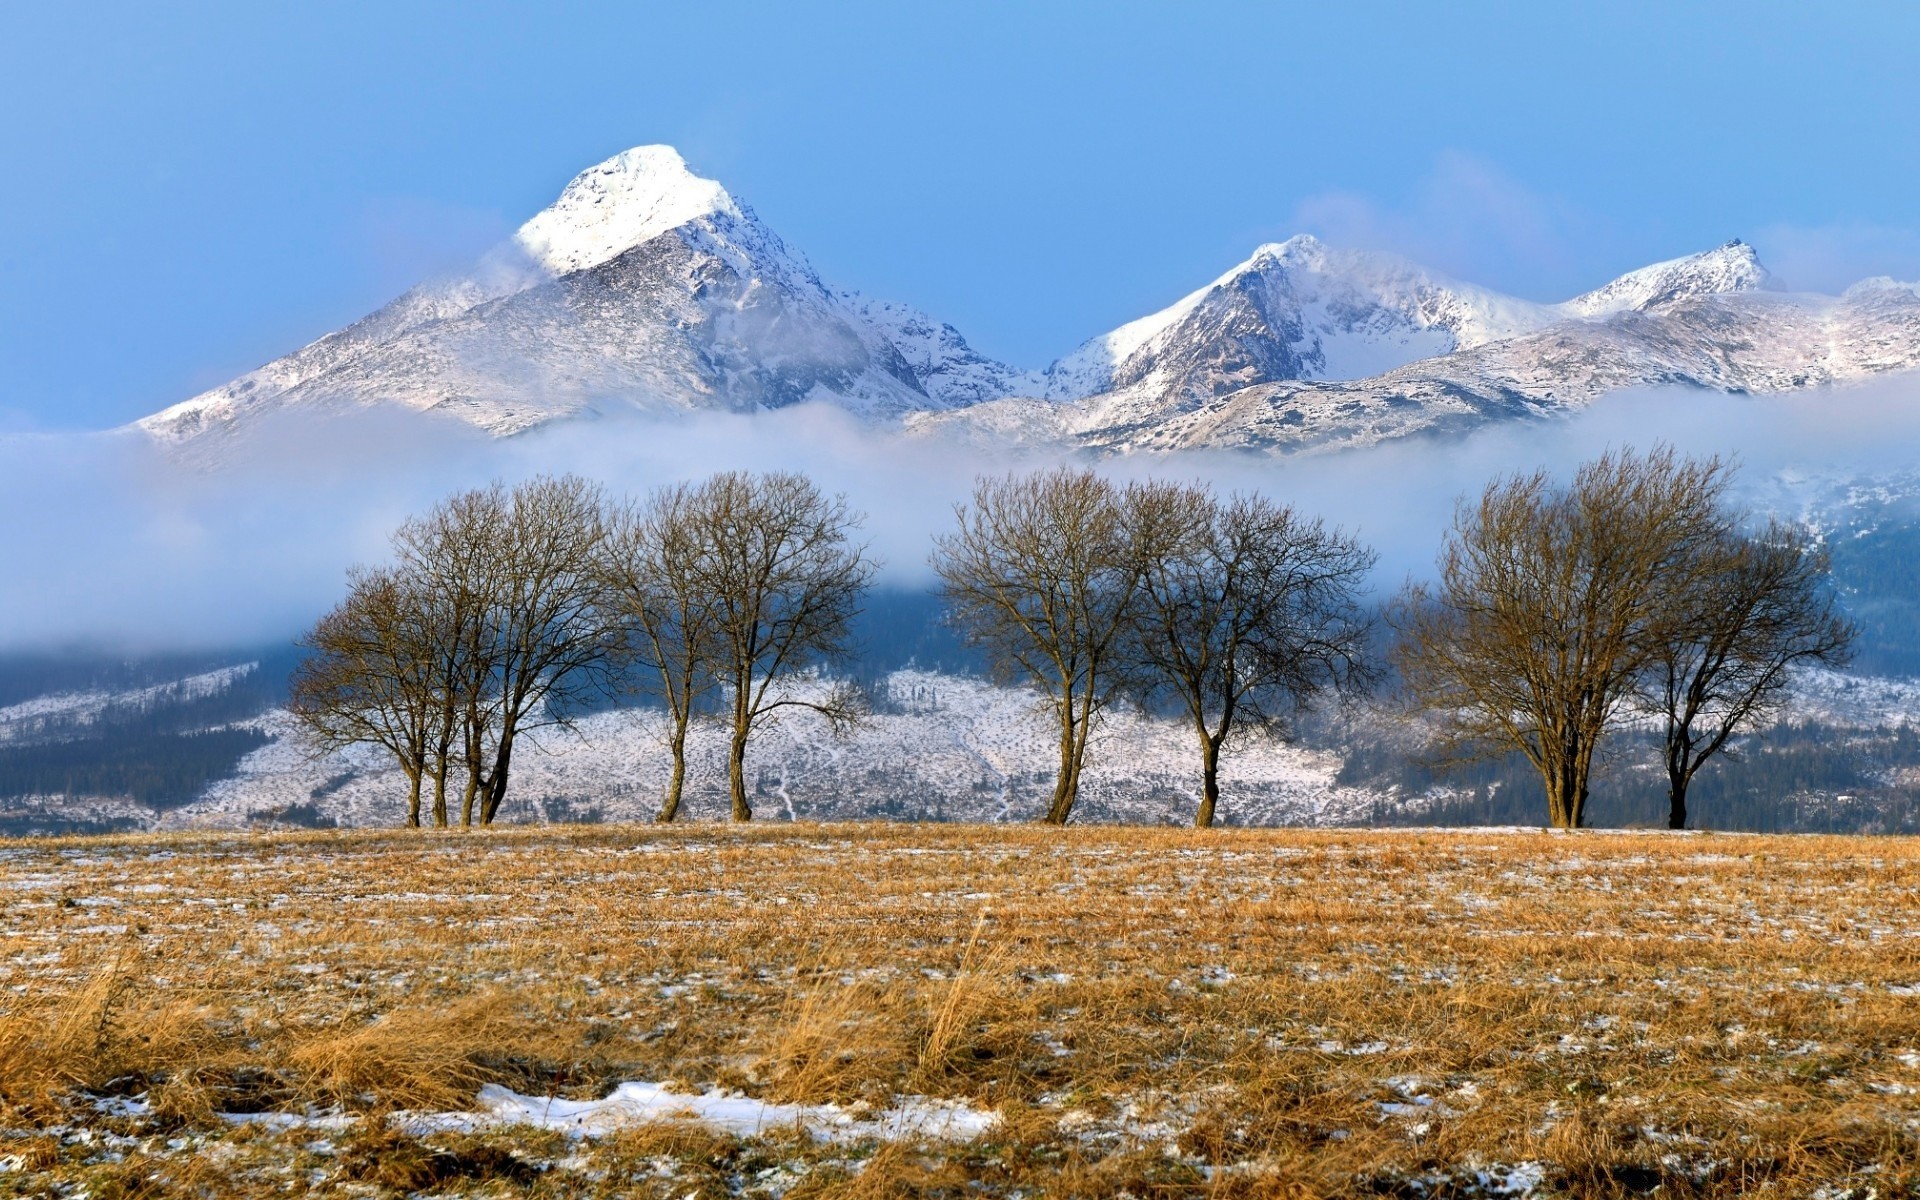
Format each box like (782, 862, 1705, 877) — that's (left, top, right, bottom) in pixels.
(290, 472, 871, 826)
(1395, 448, 1854, 829)
(934, 453, 1852, 829)
(293, 449, 1853, 831)
(934, 469, 1376, 826)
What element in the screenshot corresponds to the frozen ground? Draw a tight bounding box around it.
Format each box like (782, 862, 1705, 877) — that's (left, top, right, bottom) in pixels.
(4, 823, 1917, 1196)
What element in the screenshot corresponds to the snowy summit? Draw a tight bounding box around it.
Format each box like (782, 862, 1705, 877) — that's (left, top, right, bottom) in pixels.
(512, 145, 740, 277)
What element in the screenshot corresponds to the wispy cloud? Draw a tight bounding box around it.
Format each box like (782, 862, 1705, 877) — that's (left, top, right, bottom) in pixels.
(1286, 152, 1604, 300)
(1752, 221, 1920, 294)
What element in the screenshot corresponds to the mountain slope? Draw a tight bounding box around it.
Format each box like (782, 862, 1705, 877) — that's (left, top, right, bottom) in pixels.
(139, 147, 1019, 444)
(912, 240, 1920, 454)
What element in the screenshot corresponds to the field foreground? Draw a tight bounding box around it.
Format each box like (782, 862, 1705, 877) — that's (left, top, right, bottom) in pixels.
(3, 823, 1919, 1197)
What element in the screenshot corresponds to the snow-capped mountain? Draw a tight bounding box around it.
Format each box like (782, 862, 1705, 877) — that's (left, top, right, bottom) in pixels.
(135, 144, 1920, 457)
(912, 239, 1920, 453)
(139, 146, 1022, 444)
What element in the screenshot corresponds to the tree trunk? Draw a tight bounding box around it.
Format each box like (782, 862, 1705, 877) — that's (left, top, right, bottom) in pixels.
(1195, 733, 1222, 829)
(728, 726, 753, 822)
(460, 772, 479, 828)
(1666, 768, 1689, 831)
(480, 734, 514, 825)
(659, 722, 689, 823)
(431, 768, 449, 829)
(1045, 703, 1077, 825)
(1546, 756, 1576, 830)
(405, 770, 423, 829)
(1665, 733, 1691, 830)
(1046, 762, 1078, 825)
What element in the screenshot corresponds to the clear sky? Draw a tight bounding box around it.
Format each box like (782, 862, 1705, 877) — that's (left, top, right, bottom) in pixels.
(4, 0, 1919, 430)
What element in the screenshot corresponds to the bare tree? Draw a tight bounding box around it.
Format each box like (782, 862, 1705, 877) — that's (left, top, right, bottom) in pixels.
(600, 484, 721, 822)
(1393, 448, 1730, 829)
(289, 568, 442, 827)
(477, 475, 613, 825)
(932, 468, 1139, 825)
(679, 471, 873, 821)
(382, 476, 613, 826)
(1643, 521, 1855, 829)
(1125, 482, 1376, 828)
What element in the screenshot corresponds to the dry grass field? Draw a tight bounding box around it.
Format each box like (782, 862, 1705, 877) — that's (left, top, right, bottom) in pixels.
(3, 822, 1919, 1197)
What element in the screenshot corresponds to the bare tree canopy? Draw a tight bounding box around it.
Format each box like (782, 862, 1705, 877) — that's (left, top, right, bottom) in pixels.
(460, 475, 613, 825)
(933, 468, 1139, 825)
(678, 471, 873, 822)
(1393, 447, 1731, 829)
(1125, 482, 1376, 828)
(600, 483, 723, 823)
(387, 490, 497, 828)
(295, 475, 614, 828)
(1643, 520, 1855, 829)
(289, 567, 444, 827)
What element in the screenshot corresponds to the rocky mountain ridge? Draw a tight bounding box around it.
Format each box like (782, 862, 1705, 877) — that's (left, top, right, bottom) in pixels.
(136, 145, 1920, 456)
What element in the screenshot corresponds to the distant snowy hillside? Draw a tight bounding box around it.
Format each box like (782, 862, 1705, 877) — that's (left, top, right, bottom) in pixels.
(4, 643, 1920, 834)
(177, 671, 1373, 831)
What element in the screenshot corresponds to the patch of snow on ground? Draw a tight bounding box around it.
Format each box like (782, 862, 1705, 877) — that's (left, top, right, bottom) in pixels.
(224, 1083, 998, 1144)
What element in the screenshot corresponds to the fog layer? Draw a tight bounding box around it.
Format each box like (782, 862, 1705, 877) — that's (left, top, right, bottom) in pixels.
(4, 380, 1919, 652)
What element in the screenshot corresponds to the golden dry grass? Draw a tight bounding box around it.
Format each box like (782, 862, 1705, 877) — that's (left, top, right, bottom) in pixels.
(1, 821, 1918, 1196)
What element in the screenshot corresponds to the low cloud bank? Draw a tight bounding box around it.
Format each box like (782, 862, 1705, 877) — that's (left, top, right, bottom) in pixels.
(3, 379, 1919, 652)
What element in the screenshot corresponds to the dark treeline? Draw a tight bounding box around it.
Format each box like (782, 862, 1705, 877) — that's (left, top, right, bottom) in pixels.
(0, 727, 270, 812)
(0, 644, 301, 712)
(0, 645, 300, 817)
(1828, 520, 1920, 678)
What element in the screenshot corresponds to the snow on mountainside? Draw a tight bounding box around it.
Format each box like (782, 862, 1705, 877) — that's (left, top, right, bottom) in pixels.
(836, 293, 1044, 408)
(513, 145, 740, 277)
(138, 147, 1019, 444)
(1558, 240, 1770, 317)
(911, 240, 1920, 454)
(134, 144, 1920, 457)
(1103, 281, 1920, 455)
(1039, 235, 1556, 403)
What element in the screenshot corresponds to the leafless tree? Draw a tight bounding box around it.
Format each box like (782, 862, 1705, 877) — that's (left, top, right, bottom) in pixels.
(600, 484, 722, 822)
(1392, 448, 1730, 829)
(289, 567, 444, 827)
(679, 471, 873, 821)
(303, 476, 615, 828)
(468, 475, 613, 825)
(1124, 482, 1376, 828)
(932, 468, 1139, 824)
(1642, 521, 1855, 829)
(380, 496, 495, 828)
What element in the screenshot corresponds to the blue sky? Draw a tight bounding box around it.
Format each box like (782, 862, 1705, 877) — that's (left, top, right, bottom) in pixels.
(4, 0, 1919, 429)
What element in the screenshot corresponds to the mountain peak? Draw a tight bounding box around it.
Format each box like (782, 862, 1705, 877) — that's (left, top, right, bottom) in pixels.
(512, 144, 740, 276)
(1561, 240, 1770, 317)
